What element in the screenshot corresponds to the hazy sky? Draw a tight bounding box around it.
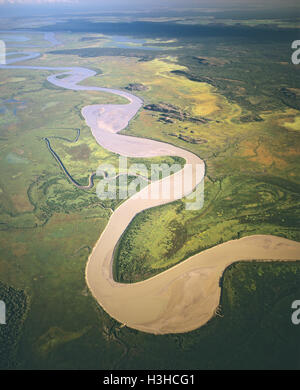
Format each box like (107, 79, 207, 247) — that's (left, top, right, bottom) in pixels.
(0, 0, 299, 6)
(0, 0, 299, 18)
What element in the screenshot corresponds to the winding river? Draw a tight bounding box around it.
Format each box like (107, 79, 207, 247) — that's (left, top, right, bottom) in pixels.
(1, 32, 299, 334)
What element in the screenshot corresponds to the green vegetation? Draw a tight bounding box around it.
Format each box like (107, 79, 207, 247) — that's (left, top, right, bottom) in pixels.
(0, 282, 28, 369)
(115, 175, 300, 282)
(51, 47, 165, 62)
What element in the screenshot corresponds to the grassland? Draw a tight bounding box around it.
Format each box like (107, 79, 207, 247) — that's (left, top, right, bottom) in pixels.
(114, 176, 300, 282)
(0, 20, 299, 370)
